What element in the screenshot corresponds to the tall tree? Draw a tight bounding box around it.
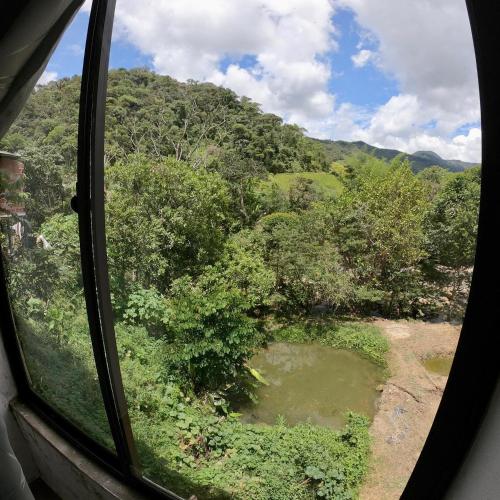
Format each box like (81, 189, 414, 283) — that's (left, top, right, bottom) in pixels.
(105, 155, 233, 300)
(424, 167, 480, 318)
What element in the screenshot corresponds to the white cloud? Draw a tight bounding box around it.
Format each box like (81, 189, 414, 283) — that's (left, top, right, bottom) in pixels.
(337, 0, 480, 160)
(301, 94, 481, 162)
(105, 0, 480, 162)
(111, 0, 336, 122)
(351, 49, 372, 68)
(37, 70, 58, 86)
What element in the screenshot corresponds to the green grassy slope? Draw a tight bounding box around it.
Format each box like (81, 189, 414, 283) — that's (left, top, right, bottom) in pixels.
(265, 171, 344, 196)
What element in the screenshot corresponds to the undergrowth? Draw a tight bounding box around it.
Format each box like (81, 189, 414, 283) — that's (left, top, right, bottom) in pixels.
(16, 312, 380, 499)
(268, 318, 389, 368)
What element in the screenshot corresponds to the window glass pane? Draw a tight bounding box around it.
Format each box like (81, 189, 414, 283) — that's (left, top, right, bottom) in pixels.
(0, 7, 114, 450)
(103, 1, 479, 498)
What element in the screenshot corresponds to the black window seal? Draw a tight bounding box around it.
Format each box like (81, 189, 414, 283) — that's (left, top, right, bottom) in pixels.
(76, 1, 183, 497)
(0, 1, 183, 497)
(77, 0, 140, 477)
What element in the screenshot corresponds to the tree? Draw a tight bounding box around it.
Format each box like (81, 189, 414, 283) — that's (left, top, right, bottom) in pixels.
(21, 144, 70, 229)
(105, 155, 233, 301)
(208, 149, 266, 227)
(257, 212, 356, 312)
(288, 177, 321, 211)
(424, 167, 480, 318)
(417, 166, 453, 201)
(39, 213, 81, 295)
(326, 158, 429, 315)
(215, 230, 276, 311)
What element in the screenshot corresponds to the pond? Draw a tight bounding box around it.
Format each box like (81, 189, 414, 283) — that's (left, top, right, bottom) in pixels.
(422, 355, 453, 376)
(236, 342, 384, 429)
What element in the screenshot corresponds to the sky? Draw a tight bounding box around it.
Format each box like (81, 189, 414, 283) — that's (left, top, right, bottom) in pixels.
(40, 0, 481, 163)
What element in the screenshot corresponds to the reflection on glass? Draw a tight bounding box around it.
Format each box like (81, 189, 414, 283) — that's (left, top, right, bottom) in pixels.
(0, 10, 114, 450)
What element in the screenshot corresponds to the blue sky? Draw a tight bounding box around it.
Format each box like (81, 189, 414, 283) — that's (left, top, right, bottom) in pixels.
(327, 9, 399, 109)
(46, 7, 398, 116)
(40, 1, 481, 162)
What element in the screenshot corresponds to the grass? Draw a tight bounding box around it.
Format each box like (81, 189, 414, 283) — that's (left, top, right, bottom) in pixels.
(264, 171, 344, 196)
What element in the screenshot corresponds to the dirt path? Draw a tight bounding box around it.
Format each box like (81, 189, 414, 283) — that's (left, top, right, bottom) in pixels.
(360, 319, 461, 500)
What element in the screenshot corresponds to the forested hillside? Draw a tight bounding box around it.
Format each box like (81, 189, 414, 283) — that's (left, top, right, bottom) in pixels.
(0, 68, 480, 499)
(3, 68, 328, 172)
(317, 139, 478, 173)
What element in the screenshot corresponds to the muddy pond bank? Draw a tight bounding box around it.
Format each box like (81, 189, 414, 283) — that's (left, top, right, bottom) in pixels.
(360, 319, 460, 500)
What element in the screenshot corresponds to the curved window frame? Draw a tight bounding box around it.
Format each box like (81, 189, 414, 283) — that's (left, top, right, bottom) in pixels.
(0, 0, 497, 498)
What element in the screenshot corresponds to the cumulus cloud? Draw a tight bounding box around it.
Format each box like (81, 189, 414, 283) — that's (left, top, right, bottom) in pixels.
(301, 94, 481, 162)
(351, 49, 372, 68)
(37, 70, 58, 86)
(111, 0, 336, 122)
(102, 0, 480, 162)
(337, 0, 480, 160)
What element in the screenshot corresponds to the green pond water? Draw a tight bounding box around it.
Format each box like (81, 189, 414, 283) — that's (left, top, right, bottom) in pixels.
(422, 356, 453, 376)
(237, 342, 384, 429)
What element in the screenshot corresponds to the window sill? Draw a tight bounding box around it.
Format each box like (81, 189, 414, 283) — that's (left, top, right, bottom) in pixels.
(10, 400, 148, 500)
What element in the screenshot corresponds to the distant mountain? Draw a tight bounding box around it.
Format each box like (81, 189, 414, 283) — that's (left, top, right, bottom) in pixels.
(315, 139, 478, 173)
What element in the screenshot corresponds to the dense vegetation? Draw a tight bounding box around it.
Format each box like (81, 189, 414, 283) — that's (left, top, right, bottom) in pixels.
(0, 68, 480, 499)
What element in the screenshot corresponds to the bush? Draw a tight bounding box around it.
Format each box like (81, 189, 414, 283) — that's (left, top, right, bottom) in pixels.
(123, 287, 168, 336)
(114, 320, 372, 500)
(163, 270, 261, 392)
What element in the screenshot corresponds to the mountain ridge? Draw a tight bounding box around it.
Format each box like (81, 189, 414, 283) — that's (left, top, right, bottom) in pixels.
(315, 138, 478, 173)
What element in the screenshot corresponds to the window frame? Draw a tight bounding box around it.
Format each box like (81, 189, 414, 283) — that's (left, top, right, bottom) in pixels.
(0, 0, 497, 499)
(76, 0, 140, 476)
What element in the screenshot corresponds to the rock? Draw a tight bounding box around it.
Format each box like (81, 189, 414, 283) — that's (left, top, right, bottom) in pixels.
(393, 405, 407, 416)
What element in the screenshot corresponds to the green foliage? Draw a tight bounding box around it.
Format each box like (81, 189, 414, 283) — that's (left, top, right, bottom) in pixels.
(207, 149, 266, 227)
(106, 155, 232, 296)
(259, 171, 343, 214)
(4, 68, 327, 174)
(289, 176, 322, 211)
(0, 66, 481, 499)
(267, 171, 344, 194)
(113, 320, 372, 499)
(215, 230, 276, 310)
(272, 320, 389, 368)
(325, 157, 430, 315)
(163, 269, 261, 391)
(423, 166, 480, 318)
(6, 246, 60, 307)
(39, 213, 81, 292)
(417, 166, 454, 201)
(14, 309, 114, 449)
(258, 211, 358, 312)
(425, 167, 480, 269)
(123, 287, 168, 335)
(258, 180, 290, 214)
(21, 144, 71, 229)
(2, 76, 81, 166)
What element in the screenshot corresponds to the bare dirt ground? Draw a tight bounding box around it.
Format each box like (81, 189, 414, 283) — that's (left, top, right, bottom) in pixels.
(360, 319, 461, 500)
